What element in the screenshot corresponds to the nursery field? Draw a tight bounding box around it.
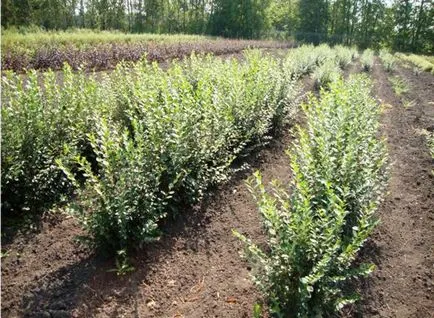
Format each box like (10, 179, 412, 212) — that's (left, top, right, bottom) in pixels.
(1, 45, 433, 318)
(1, 29, 293, 73)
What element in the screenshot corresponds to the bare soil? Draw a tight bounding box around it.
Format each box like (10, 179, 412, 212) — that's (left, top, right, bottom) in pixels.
(2, 59, 433, 318)
(355, 59, 434, 317)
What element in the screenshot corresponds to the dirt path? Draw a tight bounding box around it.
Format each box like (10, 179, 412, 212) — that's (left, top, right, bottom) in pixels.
(358, 58, 434, 317)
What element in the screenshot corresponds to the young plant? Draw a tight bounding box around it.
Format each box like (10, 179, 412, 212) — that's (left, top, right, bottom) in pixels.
(312, 59, 342, 89)
(361, 49, 375, 71)
(379, 49, 396, 72)
(389, 75, 409, 96)
(334, 45, 353, 69)
(236, 75, 388, 317)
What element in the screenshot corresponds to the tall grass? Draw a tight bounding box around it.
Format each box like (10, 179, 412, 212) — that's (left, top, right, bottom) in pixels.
(236, 75, 388, 317)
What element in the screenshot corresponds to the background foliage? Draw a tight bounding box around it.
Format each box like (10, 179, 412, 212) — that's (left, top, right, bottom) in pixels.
(2, 0, 433, 53)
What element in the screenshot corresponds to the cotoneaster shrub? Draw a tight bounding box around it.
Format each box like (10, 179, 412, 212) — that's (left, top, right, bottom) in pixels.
(361, 49, 375, 71)
(1, 65, 109, 214)
(57, 50, 301, 253)
(379, 49, 396, 72)
(236, 75, 388, 317)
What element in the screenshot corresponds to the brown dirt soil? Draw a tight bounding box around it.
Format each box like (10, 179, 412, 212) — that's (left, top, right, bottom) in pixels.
(356, 58, 434, 317)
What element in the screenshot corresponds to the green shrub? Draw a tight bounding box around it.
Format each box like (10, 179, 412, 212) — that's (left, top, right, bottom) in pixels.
(314, 44, 336, 66)
(334, 45, 353, 69)
(379, 49, 396, 72)
(2, 45, 350, 255)
(57, 119, 167, 251)
(361, 49, 375, 71)
(1, 65, 108, 214)
(56, 51, 301, 253)
(284, 44, 334, 76)
(350, 46, 359, 60)
(284, 45, 320, 75)
(235, 75, 388, 317)
(312, 59, 342, 88)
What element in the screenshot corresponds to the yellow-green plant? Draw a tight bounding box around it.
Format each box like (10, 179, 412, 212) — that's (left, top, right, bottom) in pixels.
(284, 45, 332, 76)
(350, 46, 359, 60)
(396, 53, 434, 73)
(235, 75, 388, 317)
(312, 59, 342, 88)
(379, 49, 396, 72)
(361, 49, 375, 71)
(1, 28, 211, 52)
(389, 75, 409, 96)
(334, 45, 353, 69)
(428, 133, 434, 160)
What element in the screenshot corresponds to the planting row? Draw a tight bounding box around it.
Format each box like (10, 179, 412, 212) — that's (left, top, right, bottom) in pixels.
(1, 45, 357, 254)
(395, 53, 434, 74)
(2, 37, 293, 73)
(236, 75, 388, 316)
(1, 29, 211, 50)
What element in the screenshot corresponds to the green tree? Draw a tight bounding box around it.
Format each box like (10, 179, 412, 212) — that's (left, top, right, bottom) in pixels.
(297, 0, 329, 44)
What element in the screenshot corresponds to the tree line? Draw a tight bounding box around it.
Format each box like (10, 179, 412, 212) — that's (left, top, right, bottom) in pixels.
(2, 0, 433, 53)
